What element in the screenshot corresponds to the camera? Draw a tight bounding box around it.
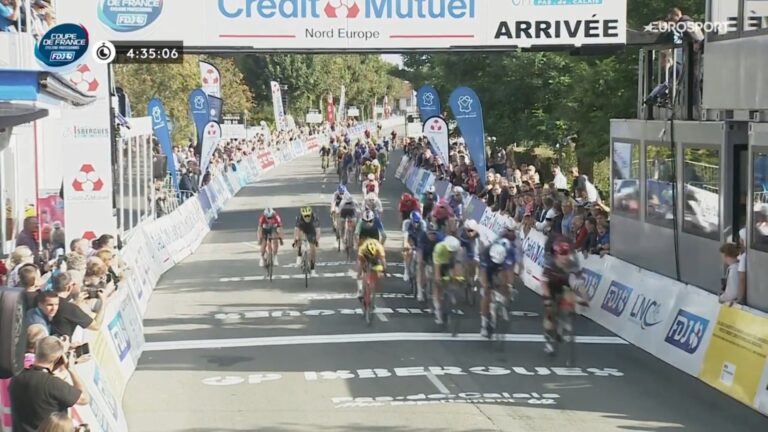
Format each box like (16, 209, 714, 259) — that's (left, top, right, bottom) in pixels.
(85, 288, 103, 300)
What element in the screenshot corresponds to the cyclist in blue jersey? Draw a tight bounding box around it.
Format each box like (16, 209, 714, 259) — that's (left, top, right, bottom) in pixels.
(478, 238, 516, 337)
(448, 186, 465, 222)
(417, 222, 444, 302)
(402, 211, 426, 284)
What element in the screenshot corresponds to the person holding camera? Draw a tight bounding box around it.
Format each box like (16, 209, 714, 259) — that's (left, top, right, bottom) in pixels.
(8, 336, 90, 432)
(51, 272, 109, 339)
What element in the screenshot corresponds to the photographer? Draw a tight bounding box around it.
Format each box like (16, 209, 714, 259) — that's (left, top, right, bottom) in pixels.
(51, 272, 109, 339)
(8, 336, 90, 432)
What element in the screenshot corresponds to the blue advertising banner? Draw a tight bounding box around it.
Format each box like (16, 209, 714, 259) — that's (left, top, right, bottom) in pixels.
(188, 89, 210, 144)
(417, 85, 441, 121)
(147, 98, 179, 190)
(208, 94, 223, 123)
(449, 87, 487, 186)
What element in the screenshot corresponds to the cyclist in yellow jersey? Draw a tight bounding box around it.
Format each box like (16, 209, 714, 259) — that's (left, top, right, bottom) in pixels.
(432, 236, 463, 324)
(356, 238, 387, 299)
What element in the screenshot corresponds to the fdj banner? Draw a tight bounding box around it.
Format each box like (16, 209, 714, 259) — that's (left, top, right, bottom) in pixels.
(69, 1, 627, 49)
(449, 86, 487, 186)
(417, 85, 441, 120)
(188, 88, 210, 145)
(422, 116, 449, 167)
(147, 98, 179, 190)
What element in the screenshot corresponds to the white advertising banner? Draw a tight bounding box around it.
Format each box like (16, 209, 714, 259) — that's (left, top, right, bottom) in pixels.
(270, 81, 288, 131)
(57, 1, 627, 50)
(423, 116, 449, 167)
(59, 62, 116, 243)
(200, 121, 223, 183)
(199, 60, 221, 97)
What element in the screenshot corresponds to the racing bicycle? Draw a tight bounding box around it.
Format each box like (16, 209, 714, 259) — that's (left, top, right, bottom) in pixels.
(361, 261, 384, 326)
(264, 234, 279, 282)
(321, 155, 329, 173)
(343, 217, 356, 262)
(547, 286, 587, 366)
(406, 248, 418, 299)
(438, 275, 463, 337)
(488, 273, 511, 351)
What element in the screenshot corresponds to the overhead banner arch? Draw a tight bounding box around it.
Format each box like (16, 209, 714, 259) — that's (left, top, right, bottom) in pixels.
(59, 1, 627, 51)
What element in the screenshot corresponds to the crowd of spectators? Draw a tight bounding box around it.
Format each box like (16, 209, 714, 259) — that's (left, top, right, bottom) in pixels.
(404, 136, 612, 257)
(1, 0, 56, 39)
(0, 222, 126, 431)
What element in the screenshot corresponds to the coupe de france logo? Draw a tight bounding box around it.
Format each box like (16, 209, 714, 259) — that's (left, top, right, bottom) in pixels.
(98, 0, 164, 32)
(35, 23, 89, 69)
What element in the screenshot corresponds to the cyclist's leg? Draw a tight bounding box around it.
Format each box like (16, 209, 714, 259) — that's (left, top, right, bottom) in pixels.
(259, 229, 267, 264)
(402, 238, 412, 281)
(355, 257, 365, 298)
(433, 265, 445, 321)
(479, 269, 492, 334)
(309, 231, 317, 270)
(416, 252, 425, 301)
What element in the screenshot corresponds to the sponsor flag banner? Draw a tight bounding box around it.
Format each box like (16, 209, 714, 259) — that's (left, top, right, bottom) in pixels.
(207, 94, 223, 123)
(271, 81, 288, 131)
(417, 85, 441, 121)
(61, 62, 115, 243)
(339, 85, 346, 121)
(699, 306, 768, 405)
(422, 116, 449, 167)
(326, 93, 335, 125)
(200, 122, 222, 185)
(199, 60, 221, 98)
(188, 88, 210, 145)
(147, 98, 179, 190)
(449, 86, 487, 186)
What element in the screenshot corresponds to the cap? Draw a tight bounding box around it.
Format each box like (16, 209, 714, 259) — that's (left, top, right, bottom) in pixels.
(545, 208, 558, 220)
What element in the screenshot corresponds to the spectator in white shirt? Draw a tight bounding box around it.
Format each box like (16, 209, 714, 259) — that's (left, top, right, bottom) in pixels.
(737, 227, 747, 303)
(719, 243, 743, 305)
(552, 165, 569, 194)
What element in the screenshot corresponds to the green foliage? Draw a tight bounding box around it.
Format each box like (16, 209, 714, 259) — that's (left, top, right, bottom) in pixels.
(114, 55, 253, 145)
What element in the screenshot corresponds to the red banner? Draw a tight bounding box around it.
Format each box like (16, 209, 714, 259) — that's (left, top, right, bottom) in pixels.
(326, 98, 335, 124)
(258, 151, 276, 170)
(305, 137, 320, 151)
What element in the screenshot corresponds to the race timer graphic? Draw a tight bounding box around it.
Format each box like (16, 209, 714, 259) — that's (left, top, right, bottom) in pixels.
(92, 40, 184, 64)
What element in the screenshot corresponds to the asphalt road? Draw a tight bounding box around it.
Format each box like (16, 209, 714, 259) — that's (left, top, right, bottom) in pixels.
(123, 138, 768, 431)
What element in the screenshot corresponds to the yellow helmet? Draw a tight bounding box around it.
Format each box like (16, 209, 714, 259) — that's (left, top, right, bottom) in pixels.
(365, 240, 378, 256)
(300, 206, 313, 218)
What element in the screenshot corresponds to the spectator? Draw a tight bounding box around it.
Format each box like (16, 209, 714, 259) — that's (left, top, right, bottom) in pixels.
(719, 243, 743, 305)
(64, 255, 86, 293)
(36, 412, 76, 432)
(561, 198, 576, 239)
(9, 336, 90, 432)
(16, 217, 41, 263)
(493, 148, 506, 175)
(526, 165, 540, 185)
(90, 234, 115, 254)
(572, 215, 589, 250)
(50, 222, 65, 253)
(7, 246, 35, 287)
(581, 216, 599, 257)
(595, 221, 610, 257)
(95, 249, 122, 289)
(51, 272, 108, 338)
(24, 324, 48, 367)
(0, 0, 20, 32)
(519, 213, 534, 240)
(0, 259, 7, 285)
(737, 227, 747, 305)
(23, 291, 59, 334)
(552, 165, 569, 194)
(68, 238, 89, 257)
(19, 264, 42, 310)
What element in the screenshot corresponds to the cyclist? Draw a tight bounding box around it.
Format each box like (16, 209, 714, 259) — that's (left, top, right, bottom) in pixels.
(330, 184, 348, 237)
(341, 146, 355, 185)
(363, 173, 379, 196)
(258, 207, 283, 267)
(319, 142, 331, 170)
(293, 206, 320, 277)
(458, 219, 481, 284)
(356, 237, 387, 298)
(361, 159, 377, 180)
(431, 198, 456, 233)
(331, 137, 339, 160)
(364, 192, 383, 217)
(390, 130, 398, 148)
(478, 238, 516, 337)
(402, 211, 426, 283)
(399, 192, 421, 222)
(337, 193, 359, 244)
(421, 185, 437, 218)
(355, 209, 386, 248)
(418, 222, 444, 302)
(542, 237, 585, 354)
(371, 159, 382, 182)
(448, 186, 465, 221)
(431, 235, 463, 324)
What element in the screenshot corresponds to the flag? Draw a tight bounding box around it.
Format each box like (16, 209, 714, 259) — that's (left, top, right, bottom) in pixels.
(199, 61, 221, 98)
(200, 121, 222, 184)
(422, 116, 449, 167)
(449, 87, 487, 186)
(270, 81, 287, 131)
(417, 85, 441, 122)
(147, 98, 179, 189)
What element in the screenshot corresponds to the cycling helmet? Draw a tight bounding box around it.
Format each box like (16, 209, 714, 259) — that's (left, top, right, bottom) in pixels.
(365, 240, 378, 256)
(427, 222, 439, 233)
(362, 210, 375, 223)
(464, 219, 479, 232)
(553, 239, 572, 256)
(490, 243, 507, 265)
(367, 174, 375, 181)
(372, 160, 380, 167)
(410, 211, 422, 224)
(427, 185, 436, 194)
(453, 186, 464, 195)
(443, 236, 461, 253)
(300, 207, 313, 218)
(336, 185, 347, 195)
(264, 208, 275, 218)
(497, 238, 512, 249)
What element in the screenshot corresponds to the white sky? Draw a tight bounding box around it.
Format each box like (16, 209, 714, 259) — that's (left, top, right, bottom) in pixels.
(380, 54, 403, 68)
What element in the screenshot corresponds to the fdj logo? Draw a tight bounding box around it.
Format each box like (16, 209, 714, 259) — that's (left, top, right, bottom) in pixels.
(573, 268, 601, 302)
(99, 0, 164, 32)
(35, 24, 89, 69)
(600, 281, 633, 317)
(108, 313, 131, 361)
(628, 294, 663, 329)
(49, 52, 75, 62)
(665, 309, 709, 354)
(219, 0, 476, 19)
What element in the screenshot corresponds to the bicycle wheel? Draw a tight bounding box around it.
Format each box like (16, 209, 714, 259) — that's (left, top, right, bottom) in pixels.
(268, 251, 273, 282)
(409, 255, 418, 299)
(560, 309, 575, 366)
(492, 299, 508, 352)
(364, 273, 374, 326)
(302, 243, 310, 288)
(448, 287, 459, 337)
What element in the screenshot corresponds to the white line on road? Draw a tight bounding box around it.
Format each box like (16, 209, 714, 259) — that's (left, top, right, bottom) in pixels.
(377, 311, 389, 322)
(144, 332, 628, 352)
(426, 372, 451, 394)
(219, 273, 404, 282)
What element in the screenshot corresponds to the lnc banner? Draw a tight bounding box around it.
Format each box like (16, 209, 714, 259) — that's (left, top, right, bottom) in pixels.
(188, 88, 209, 145)
(270, 81, 287, 131)
(449, 86, 487, 186)
(423, 116, 449, 167)
(199, 61, 221, 98)
(200, 121, 222, 184)
(147, 98, 179, 190)
(417, 85, 441, 122)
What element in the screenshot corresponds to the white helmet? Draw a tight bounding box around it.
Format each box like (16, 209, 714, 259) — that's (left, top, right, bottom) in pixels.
(464, 219, 479, 231)
(453, 186, 464, 194)
(372, 160, 380, 166)
(427, 185, 436, 193)
(362, 210, 375, 222)
(367, 174, 375, 181)
(443, 236, 461, 252)
(490, 243, 507, 265)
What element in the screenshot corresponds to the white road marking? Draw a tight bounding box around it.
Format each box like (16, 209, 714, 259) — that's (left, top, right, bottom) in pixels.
(425, 372, 451, 394)
(144, 333, 629, 352)
(377, 311, 389, 322)
(219, 273, 404, 282)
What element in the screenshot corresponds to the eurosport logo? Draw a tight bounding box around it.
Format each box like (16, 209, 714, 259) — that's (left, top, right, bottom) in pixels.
(600, 281, 633, 317)
(218, 0, 476, 20)
(34, 23, 89, 69)
(664, 309, 709, 354)
(644, 21, 730, 34)
(98, 0, 164, 32)
(510, 0, 603, 5)
(627, 294, 664, 329)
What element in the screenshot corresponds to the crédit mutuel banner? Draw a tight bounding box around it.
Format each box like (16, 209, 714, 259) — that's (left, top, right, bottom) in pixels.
(58, 1, 626, 50)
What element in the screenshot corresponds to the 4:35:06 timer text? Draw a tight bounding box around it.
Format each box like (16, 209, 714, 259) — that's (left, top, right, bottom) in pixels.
(114, 44, 184, 64)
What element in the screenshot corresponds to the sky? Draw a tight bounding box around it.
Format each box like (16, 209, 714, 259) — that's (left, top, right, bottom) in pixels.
(380, 54, 403, 68)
